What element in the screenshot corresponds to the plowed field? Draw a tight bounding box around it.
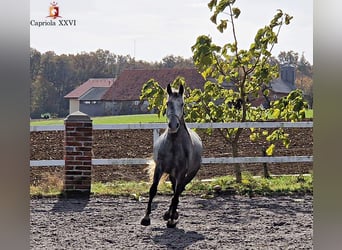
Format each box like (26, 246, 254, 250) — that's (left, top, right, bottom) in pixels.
(30, 124, 313, 184)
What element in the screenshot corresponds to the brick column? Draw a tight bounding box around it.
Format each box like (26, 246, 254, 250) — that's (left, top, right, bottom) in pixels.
(63, 111, 92, 197)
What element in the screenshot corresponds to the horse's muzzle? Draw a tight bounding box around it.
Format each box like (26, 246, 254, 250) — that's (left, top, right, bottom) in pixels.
(167, 115, 180, 133)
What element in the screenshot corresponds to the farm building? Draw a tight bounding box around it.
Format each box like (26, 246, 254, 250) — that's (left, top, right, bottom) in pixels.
(64, 68, 205, 116)
(207, 63, 297, 108)
(64, 65, 297, 116)
(101, 68, 205, 115)
(254, 63, 297, 108)
(64, 78, 115, 116)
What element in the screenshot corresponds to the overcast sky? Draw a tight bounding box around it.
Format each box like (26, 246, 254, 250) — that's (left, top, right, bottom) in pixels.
(30, 0, 313, 63)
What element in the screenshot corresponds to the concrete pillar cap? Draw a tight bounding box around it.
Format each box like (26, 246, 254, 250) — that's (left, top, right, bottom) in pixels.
(65, 111, 92, 121)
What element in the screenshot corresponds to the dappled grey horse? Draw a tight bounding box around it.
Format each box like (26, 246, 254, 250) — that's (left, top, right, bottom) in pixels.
(141, 83, 203, 228)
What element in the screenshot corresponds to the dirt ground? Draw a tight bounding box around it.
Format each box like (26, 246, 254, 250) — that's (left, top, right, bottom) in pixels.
(30, 194, 313, 249)
(30, 124, 313, 184)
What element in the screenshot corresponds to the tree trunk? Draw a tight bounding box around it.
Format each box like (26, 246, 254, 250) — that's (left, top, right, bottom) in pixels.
(232, 142, 242, 183)
(262, 147, 271, 178)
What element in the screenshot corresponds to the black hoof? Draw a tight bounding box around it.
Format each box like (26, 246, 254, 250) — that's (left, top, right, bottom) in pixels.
(163, 211, 170, 221)
(163, 211, 179, 221)
(167, 220, 178, 228)
(141, 217, 151, 226)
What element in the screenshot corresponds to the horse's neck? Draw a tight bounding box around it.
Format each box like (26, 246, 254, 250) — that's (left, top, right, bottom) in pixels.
(169, 117, 190, 140)
(176, 116, 188, 133)
(183, 122, 191, 137)
(180, 116, 186, 127)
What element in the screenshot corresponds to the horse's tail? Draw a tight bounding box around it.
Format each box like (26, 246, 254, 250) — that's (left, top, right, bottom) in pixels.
(146, 158, 168, 183)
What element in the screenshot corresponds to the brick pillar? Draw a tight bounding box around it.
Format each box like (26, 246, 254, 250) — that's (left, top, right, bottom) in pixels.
(63, 111, 92, 198)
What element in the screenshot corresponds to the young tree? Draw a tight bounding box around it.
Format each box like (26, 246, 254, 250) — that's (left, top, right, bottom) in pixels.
(141, 0, 308, 183)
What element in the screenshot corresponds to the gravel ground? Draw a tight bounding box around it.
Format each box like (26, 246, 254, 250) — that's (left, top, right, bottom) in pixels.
(30, 122, 313, 249)
(30, 194, 313, 249)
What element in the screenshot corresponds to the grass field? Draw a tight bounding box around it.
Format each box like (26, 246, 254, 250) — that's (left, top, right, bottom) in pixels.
(30, 114, 165, 126)
(30, 173, 313, 197)
(30, 110, 313, 126)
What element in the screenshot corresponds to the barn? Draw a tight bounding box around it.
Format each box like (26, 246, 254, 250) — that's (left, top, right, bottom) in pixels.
(64, 65, 296, 116)
(101, 68, 206, 115)
(64, 78, 115, 115)
(257, 63, 297, 108)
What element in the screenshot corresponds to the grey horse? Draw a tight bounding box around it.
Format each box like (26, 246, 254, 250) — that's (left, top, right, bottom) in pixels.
(141, 83, 203, 228)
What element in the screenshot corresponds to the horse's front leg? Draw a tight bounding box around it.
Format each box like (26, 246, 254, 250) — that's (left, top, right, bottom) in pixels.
(164, 169, 186, 228)
(163, 175, 178, 221)
(166, 181, 185, 228)
(163, 175, 180, 222)
(141, 162, 162, 226)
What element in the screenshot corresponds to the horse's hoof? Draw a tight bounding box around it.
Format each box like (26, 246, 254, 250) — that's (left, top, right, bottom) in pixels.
(163, 211, 170, 221)
(163, 211, 179, 221)
(166, 219, 178, 228)
(140, 217, 151, 226)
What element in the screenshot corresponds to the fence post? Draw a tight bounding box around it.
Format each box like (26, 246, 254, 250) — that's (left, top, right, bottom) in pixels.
(153, 128, 160, 146)
(63, 111, 92, 198)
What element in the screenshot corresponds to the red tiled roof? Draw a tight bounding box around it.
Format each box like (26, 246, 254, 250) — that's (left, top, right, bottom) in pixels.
(102, 68, 205, 101)
(64, 78, 115, 99)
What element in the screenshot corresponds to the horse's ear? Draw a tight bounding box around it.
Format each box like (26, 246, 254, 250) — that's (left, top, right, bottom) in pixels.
(167, 83, 172, 95)
(179, 84, 184, 96)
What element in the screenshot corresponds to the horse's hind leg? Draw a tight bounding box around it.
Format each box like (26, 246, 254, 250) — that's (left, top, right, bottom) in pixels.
(169, 175, 176, 193)
(141, 163, 162, 226)
(183, 165, 200, 187)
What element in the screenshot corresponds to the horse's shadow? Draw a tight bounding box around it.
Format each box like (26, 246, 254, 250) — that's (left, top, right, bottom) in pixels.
(151, 227, 205, 250)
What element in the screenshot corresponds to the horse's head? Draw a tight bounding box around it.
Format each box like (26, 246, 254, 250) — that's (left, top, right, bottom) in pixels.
(166, 83, 184, 134)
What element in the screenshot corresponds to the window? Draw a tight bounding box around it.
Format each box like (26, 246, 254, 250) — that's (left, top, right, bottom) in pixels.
(82, 101, 97, 104)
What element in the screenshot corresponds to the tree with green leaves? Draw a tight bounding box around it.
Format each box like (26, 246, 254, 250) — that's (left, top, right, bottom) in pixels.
(278, 50, 299, 65)
(140, 0, 308, 183)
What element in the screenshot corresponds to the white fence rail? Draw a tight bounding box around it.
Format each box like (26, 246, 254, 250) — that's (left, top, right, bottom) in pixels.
(30, 121, 313, 167)
(30, 121, 313, 132)
(30, 156, 313, 167)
